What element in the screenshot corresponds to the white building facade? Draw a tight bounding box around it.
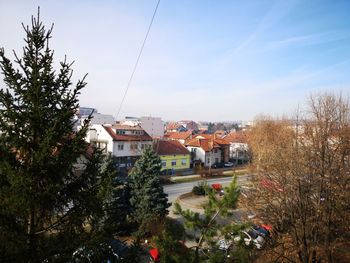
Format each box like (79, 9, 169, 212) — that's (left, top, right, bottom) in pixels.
(86, 124, 153, 167)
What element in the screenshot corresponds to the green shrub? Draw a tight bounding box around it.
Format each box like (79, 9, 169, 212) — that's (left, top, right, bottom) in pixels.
(192, 181, 207, 196)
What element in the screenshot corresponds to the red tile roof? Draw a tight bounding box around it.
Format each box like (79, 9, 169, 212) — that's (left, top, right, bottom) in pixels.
(194, 134, 230, 146)
(223, 131, 247, 143)
(164, 132, 176, 138)
(185, 138, 219, 151)
(194, 134, 213, 139)
(166, 131, 192, 140)
(154, 140, 190, 155)
(103, 126, 152, 141)
(166, 122, 184, 131)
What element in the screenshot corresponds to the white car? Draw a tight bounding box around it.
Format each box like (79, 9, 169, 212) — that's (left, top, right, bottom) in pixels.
(218, 239, 232, 251)
(233, 230, 265, 250)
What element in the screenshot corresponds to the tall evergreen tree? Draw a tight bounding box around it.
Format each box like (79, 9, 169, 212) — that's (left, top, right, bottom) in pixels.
(128, 146, 170, 235)
(0, 12, 115, 262)
(102, 174, 130, 236)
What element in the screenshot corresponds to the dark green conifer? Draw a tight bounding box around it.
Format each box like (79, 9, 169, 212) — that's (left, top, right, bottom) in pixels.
(0, 11, 115, 262)
(128, 146, 170, 235)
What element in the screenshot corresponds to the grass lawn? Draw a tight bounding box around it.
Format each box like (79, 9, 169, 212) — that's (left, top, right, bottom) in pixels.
(170, 168, 248, 183)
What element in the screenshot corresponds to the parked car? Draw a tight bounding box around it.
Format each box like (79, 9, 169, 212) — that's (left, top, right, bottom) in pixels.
(251, 225, 270, 238)
(160, 169, 174, 175)
(224, 162, 234, 167)
(211, 162, 224, 168)
(233, 229, 265, 250)
(218, 239, 233, 251)
(149, 248, 160, 262)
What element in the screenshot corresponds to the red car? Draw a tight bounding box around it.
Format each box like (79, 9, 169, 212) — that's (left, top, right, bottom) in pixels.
(149, 248, 160, 262)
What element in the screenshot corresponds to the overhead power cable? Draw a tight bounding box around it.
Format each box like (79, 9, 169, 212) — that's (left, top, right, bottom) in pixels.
(116, 0, 161, 120)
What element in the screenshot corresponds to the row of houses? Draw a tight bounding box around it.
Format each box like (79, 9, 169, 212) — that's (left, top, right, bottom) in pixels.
(85, 123, 249, 173)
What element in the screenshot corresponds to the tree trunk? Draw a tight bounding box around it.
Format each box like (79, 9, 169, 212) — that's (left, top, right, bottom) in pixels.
(27, 208, 38, 263)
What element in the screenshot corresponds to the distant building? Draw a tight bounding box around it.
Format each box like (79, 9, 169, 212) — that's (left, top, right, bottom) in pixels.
(223, 131, 249, 164)
(83, 113, 115, 125)
(197, 122, 208, 132)
(77, 107, 97, 117)
(140, 116, 164, 138)
(121, 116, 164, 138)
(179, 120, 199, 131)
(185, 134, 230, 167)
(74, 107, 115, 130)
(214, 130, 227, 138)
(154, 140, 190, 172)
(86, 124, 153, 167)
(164, 130, 193, 144)
(165, 122, 187, 133)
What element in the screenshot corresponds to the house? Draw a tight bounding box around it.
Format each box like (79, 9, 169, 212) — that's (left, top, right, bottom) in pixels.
(185, 135, 230, 167)
(154, 140, 190, 172)
(178, 120, 199, 131)
(214, 130, 227, 138)
(165, 122, 187, 133)
(140, 116, 164, 139)
(86, 124, 153, 167)
(74, 107, 115, 130)
(223, 131, 249, 164)
(164, 130, 193, 144)
(121, 116, 164, 139)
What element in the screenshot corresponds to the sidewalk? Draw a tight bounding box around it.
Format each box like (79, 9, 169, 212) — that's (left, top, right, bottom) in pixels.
(170, 168, 248, 182)
(170, 174, 201, 182)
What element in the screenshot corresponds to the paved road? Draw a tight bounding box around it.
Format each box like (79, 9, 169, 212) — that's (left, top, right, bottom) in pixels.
(164, 174, 252, 203)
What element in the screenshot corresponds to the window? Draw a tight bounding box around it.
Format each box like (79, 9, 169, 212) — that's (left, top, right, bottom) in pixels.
(117, 144, 124, 151)
(130, 143, 138, 150)
(117, 130, 125, 135)
(207, 158, 210, 164)
(181, 159, 187, 166)
(161, 161, 166, 167)
(171, 160, 177, 166)
(215, 158, 219, 163)
(214, 149, 218, 153)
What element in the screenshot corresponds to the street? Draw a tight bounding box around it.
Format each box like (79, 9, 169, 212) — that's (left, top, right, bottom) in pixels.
(164, 174, 252, 203)
(164, 174, 252, 215)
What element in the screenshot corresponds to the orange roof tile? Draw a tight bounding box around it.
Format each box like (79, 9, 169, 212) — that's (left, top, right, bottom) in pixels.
(185, 138, 220, 151)
(154, 140, 190, 155)
(166, 122, 184, 130)
(167, 131, 192, 140)
(223, 131, 247, 143)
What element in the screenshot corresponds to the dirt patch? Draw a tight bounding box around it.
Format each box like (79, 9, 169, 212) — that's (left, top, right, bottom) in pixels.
(177, 192, 208, 209)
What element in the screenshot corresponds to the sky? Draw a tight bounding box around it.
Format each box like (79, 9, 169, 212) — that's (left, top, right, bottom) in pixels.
(0, 0, 350, 122)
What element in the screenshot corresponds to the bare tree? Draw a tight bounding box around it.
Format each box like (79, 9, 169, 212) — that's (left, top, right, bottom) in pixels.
(247, 94, 350, 263)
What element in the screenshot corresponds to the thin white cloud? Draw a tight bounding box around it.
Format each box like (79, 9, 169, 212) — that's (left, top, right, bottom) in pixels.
(269, 31, 350, 50)
(228, 0, 299, 57)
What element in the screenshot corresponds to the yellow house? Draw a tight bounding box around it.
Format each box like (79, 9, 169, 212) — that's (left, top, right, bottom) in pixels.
(154, 140, 190, 172)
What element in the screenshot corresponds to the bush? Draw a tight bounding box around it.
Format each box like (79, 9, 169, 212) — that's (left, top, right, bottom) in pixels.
(192, 181, 207, 196)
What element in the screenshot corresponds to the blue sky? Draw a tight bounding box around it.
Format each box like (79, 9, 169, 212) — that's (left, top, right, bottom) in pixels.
(0, 0, 349, 121)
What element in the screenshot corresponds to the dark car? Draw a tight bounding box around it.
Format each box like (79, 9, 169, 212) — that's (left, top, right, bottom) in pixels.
(211, 162, 224, 168)
(160, 169, 174, 175)
(224, 162, 234, 167)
